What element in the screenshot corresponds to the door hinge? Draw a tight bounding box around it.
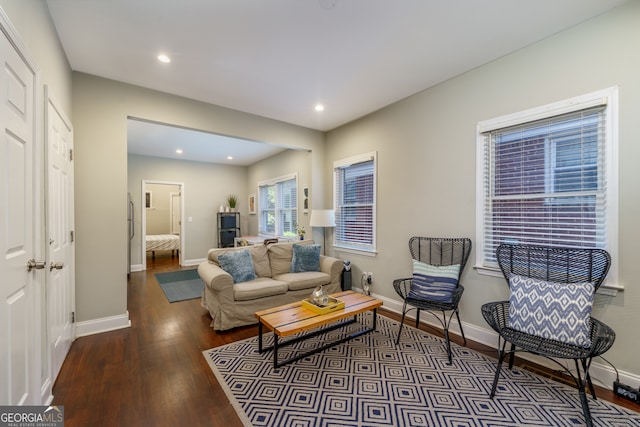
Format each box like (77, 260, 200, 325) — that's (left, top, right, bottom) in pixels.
(71, 312, 75, 323)
(69, 148, 73, 161)
(70, 230, 74, 243)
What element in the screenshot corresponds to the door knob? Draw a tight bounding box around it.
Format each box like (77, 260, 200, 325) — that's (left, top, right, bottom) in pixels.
(27, 259, 46, 272)
(49, 262, 64, 271)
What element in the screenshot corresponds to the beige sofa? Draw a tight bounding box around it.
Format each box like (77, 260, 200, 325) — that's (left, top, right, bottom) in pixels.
(198, 240, 343, 330)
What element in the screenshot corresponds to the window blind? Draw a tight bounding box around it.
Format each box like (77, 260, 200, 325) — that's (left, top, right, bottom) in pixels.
(258, 184, 275, 235)
(276, 178, 297, 237)
(258, 174, 297, 237)
(481, 105, 607, 266)
(334, 156, 375, 251)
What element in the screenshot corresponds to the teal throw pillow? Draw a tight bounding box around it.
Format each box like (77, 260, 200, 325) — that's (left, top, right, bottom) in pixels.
(218, 249, 256, 283)
(408, 260, 460, 303)
(290, 244, 321, 273)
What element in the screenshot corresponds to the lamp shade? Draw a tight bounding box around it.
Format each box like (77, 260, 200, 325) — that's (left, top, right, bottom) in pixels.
(309, 209, 335, 227)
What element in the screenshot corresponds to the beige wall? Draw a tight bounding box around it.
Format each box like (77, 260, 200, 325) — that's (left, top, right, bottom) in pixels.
(4, 0, 638, 382)
(0, 0, 72, 114)
(73, 73, 325, 323)
(127, 154, 248, 265)
(128, 148, 311, 266)
(246, 148, 312, 236)
(326, 2, 640, 377)
(144, 183, 179, 235)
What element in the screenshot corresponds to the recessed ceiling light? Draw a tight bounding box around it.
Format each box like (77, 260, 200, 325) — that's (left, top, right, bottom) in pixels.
(227, 156, 233, 160)
(315, 104, 325, 112)
(157, 54, 171, 63)
(176, 149, 183, 154)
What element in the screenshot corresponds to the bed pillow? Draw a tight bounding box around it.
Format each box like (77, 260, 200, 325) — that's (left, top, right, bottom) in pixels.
(507, 274, 594, 347)
(407, 260, 460, 303)
(218, 249, 256, 283)
(290, 243, 321, 273)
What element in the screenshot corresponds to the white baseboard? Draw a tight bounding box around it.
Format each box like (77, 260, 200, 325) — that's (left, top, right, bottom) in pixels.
(183, 257, 205, 267)
(132, 259, 204, 272)
(366, 289, 640, 391)
(75, 311, 131, 337)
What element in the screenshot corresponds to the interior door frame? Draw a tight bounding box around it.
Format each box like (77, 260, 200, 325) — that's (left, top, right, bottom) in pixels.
(141, 180, 185, 270)
(169, 191, 181, 235)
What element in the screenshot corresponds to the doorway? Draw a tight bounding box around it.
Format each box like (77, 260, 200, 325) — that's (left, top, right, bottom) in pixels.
(141, 181, 184, 271)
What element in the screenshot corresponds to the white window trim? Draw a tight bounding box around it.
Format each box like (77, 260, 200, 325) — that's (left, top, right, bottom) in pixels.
(475, 87, 620, 290)
(333, 151, 377, 255)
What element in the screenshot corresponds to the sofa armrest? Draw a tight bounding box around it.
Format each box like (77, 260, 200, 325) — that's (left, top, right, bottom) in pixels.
(319, 255, 343, 286)
(197, 261, 234, 292)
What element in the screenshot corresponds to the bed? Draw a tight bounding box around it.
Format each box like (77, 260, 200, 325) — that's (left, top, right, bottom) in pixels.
(146, 234, 180, 259)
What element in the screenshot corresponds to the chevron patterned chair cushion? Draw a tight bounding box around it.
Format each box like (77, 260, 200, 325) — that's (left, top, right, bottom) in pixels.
(407, 260, 460, 303)
(507, 274, 594, 347)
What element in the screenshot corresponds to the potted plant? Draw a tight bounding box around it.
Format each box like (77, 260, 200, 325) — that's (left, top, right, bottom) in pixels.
(227, 194, 238, 211)
(296, 224, 306, 240)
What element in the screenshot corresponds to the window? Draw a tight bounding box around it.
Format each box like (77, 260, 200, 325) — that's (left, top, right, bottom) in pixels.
(476, 88, 619, 287)
(334, 152, 377, 253)
(258, 173, 297, 237)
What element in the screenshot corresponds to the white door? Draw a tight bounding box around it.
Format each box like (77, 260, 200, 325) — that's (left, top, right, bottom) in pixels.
(0, 18, 41, 404)
(45, 90, 74, 386)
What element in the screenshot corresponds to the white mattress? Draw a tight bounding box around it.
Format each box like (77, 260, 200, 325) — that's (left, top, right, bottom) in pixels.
(146, 234, 180, 251)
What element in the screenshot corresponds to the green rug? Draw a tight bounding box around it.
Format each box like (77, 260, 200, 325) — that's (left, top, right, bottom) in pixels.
(155, 269, 203, 303)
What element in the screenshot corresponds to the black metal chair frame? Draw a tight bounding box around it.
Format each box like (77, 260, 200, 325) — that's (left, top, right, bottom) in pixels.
(393, 237, 472, 363)
(481, 244, 615, 427)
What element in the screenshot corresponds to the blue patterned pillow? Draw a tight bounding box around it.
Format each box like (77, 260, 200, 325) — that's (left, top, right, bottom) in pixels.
(218, 249, 256, 283)
(508, 274, 594, 347)
(407, 260, 460, 303)
(290, 244, 321, 273)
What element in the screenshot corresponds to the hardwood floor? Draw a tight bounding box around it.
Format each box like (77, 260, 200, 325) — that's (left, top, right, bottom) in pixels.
(52, 254, 639, 426)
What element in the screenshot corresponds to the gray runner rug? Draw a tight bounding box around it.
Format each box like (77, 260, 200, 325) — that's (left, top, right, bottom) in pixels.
(155, 269, 203, 303)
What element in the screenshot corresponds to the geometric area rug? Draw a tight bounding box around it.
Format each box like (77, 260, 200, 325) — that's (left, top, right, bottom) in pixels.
(203, 314, 640, 427)
(155, 269, 203, 303)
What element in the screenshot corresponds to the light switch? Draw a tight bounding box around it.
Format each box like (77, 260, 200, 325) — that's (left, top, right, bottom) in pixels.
(188, 216, 193, 223)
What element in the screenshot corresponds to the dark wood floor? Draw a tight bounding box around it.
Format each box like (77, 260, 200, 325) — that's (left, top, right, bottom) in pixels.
(52, 253, 639, 426)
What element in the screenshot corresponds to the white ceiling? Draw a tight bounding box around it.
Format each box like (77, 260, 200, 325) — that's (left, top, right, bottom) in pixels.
(47, 0, 626, 164)
(127, 119, 289, 166)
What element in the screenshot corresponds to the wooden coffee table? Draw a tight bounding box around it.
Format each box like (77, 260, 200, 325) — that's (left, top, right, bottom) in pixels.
(255, 290, 383, 368)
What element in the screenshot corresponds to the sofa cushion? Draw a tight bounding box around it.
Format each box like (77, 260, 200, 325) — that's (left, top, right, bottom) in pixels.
(218, 249, 256, 283)
(290, 243, 321, 272)
(208, 245, 271, 277)
(407, 260, 460, 303)
(233, 277, 289, 301)
(275, 271, 331, 291)
(268, 240, 315, 276)
(507, 274, 594, 347)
